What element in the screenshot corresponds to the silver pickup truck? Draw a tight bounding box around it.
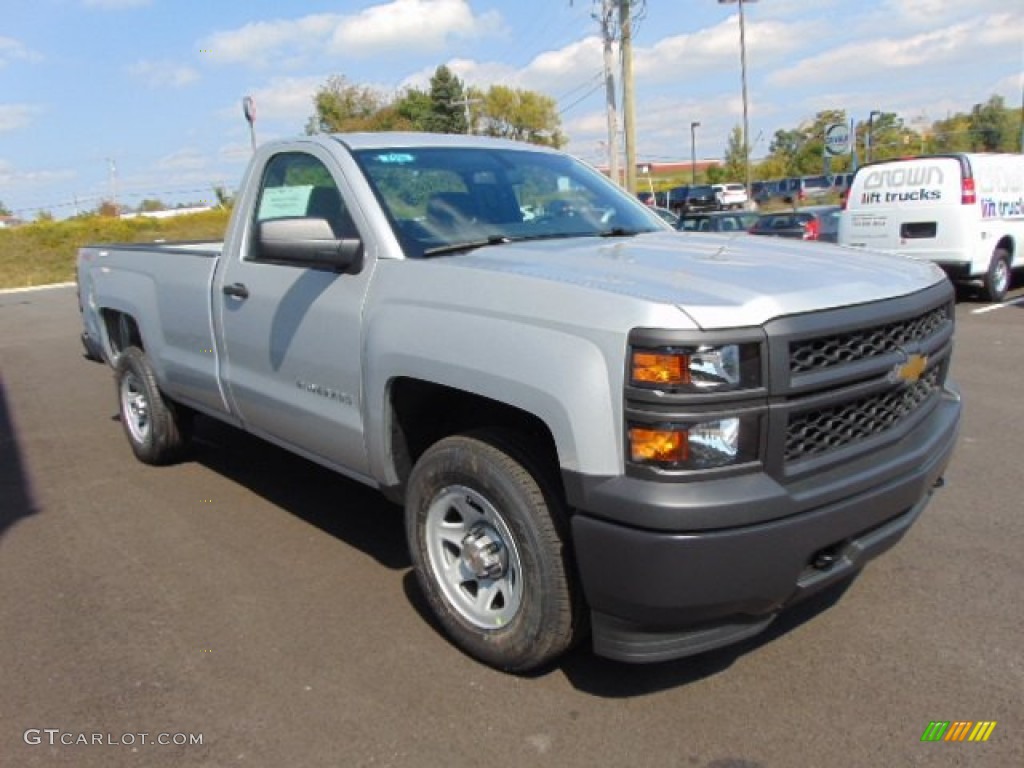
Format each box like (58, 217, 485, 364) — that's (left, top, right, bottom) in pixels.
(77, 133, 961, 672)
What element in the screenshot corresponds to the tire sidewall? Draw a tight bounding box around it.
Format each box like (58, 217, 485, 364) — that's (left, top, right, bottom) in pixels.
(984, 250, 1010, 303)
(115, 347, 187, 465)
(405, 436, 571, 671)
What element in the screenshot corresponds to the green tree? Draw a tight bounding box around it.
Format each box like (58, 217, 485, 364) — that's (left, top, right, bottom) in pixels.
(0, 200, 11, 216)
(139, 198, 167, 212)
(305, 75, 387, 134)
(305, 72, 566, 147)
(478, 85, 564, 147)
(213, 184, 234, 208)
(425, 65, 468, 134)
(969, 95, 1015, 151)
(721, 125, 747, 182)
(392, 87, 434, 130)
(704, 165, 726, 184)
(929, 112, 974, 153)
(97, 201, 120, 217)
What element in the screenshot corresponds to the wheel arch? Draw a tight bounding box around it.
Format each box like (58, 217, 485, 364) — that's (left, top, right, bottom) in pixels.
(381, 377, 564, 504)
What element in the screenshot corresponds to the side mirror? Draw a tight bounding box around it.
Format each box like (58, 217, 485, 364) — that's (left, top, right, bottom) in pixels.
(256, 218, 363, 273)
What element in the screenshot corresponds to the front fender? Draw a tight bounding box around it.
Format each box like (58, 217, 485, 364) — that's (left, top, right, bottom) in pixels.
(362, 302, 624, 485)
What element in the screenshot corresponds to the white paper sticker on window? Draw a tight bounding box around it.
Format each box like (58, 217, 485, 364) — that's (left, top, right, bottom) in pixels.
(258, 185, 313, 220)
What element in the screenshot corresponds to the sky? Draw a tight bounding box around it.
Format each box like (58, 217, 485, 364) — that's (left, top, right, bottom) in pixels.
(1, 0, 1021, 218)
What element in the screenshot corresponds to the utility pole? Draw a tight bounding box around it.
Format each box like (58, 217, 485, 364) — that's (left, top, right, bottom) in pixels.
(718, 0, 756, 204)
(619, 1, 637, 194)
(452, 97, 481, 135)
(690, 121, 700, 184)
(598, 0, 621, 186)
(105, 158, 118, 213)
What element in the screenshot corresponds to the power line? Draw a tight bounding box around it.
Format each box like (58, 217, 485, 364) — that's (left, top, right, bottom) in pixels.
(559, 79, 606, 115)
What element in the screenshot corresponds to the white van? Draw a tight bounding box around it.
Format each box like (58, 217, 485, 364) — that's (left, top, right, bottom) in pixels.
(839, 153, 1024, 301)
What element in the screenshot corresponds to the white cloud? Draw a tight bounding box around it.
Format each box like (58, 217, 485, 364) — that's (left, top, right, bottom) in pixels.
(756, 0, 843, 19)
(399, 15, 814, 112)
(201, 14, 341, 67)
(0, 37, 42, 67)
(0, 160, 75, 190)
(201, 1, 502, 68)
(83, 0, 151, 9)
(0, 104, 40, 132)
(218, 142, 254, 165)
(242, 76, 327, 123)
(154, 149, 207, 172)
(128, 60, 200, 88)
(879, 0, 1009, 27)
(768, 13, 1024, 88)
(330, 0, 502, 56)
(635, 16, 814, 83)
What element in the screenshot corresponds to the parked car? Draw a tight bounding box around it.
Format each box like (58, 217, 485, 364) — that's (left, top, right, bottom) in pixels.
(650, 206, 680, 226)
(779, 175, 833, 204)
(751, 179, 786, 205)
(748, 205, 842, 241)
(712, 183, 749, 210)
(666, 184, 719, 214)
(677, 211, 760, 233)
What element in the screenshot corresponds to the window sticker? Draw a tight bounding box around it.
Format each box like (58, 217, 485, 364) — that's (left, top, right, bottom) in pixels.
(374, 153, 415, 165)
(258, 185, 313, 220)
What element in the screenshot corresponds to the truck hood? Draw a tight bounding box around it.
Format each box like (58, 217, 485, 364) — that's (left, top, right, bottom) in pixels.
(446, 231, 946, 329)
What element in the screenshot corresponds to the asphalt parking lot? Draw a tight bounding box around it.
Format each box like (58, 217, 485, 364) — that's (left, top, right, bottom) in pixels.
(1, 283, 1021, 767)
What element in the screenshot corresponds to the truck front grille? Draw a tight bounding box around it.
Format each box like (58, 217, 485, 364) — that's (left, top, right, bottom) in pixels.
(790, 304, 950, 375)
(785, 367, 940, 463)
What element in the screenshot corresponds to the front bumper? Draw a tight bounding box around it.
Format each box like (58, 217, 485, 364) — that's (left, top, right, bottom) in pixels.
(566, 386, 960, 663)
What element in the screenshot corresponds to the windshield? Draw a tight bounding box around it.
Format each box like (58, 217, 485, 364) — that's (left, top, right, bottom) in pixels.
(352, 146, 666, 257)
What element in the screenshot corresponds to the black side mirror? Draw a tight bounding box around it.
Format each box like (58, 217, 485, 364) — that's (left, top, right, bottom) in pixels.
(256, 218, 363, 273)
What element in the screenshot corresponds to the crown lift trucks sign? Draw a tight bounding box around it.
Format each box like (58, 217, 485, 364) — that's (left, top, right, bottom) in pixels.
(822, 122, 851, 179)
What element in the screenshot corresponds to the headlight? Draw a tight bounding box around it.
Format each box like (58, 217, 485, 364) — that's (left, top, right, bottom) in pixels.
(630, 343, 760, 392)
(629, 416, 756, 470)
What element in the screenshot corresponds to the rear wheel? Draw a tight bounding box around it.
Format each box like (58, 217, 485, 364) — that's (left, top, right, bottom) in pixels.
(115, 347, 192, 465)
(405, 431, 581, 672)
(982, 248, 1010, 303)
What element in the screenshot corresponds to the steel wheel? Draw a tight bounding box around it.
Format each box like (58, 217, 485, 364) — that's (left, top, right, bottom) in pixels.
(423, 484, 523, 629)
(991, 256, 1009, 296)
(114, 346, 192, 465)
(120, 369, 151, 445)
(405, 431, 582, 671)
(983, 249, 1011, 303)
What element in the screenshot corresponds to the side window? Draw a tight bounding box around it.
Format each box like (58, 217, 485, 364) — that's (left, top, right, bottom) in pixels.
(253, 152, 358, 257)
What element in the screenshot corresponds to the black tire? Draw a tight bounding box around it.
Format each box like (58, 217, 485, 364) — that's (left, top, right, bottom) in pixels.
(405, 431, 582, 672)
(982, 248, 1010, 303)
(115, 346, 192, 465)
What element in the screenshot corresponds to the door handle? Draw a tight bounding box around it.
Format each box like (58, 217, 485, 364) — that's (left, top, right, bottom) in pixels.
(223, 282, 250, 299)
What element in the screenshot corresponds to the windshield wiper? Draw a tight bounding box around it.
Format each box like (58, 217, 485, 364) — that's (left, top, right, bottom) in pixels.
(599, 227, 643, 237)
(423, 235, 511, 257)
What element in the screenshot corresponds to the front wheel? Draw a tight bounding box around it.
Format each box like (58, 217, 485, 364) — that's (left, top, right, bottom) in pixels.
(115, 346, 192, 465)
(405, 432, 581, 672)
(982, 248, 1011, 303)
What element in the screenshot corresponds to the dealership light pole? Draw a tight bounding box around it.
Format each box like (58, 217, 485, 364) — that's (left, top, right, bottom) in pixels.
(690, 121, 700, 184)
(718, 0, 756, 201)
(866, 109, 881, 163)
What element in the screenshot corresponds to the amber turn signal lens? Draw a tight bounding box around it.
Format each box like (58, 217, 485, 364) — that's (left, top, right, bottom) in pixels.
(629, 427, 688, 464)
(631, 352, 688, 386)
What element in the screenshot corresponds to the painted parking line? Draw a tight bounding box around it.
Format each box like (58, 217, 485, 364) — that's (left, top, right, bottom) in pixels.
(0, 282, 75, 296)
(971, 296, 1024, 314)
